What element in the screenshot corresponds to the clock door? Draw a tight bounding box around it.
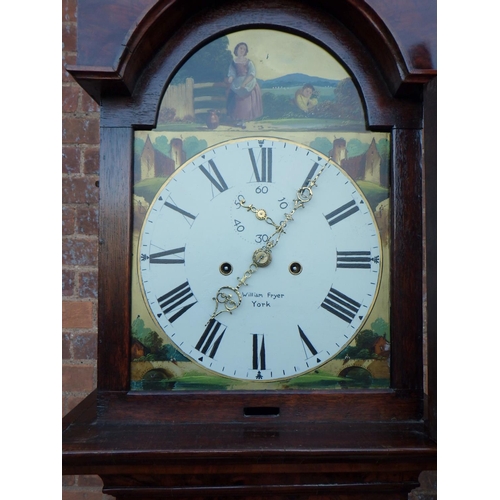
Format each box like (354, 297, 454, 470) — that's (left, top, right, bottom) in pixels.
(130, 30, 391, 394)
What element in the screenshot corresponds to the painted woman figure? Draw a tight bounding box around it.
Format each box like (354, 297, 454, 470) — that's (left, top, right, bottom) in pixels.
(226, 42, 263, 128)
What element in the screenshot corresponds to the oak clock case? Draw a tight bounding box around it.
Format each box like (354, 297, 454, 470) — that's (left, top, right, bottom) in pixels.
(63, 3, 436, 496)
(131, 29, 391, 391)
(138, 137, 382, 383)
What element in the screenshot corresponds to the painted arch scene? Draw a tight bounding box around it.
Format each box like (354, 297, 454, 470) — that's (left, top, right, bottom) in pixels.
(130, 29, 391, 391)
(158, 30, 365, 132)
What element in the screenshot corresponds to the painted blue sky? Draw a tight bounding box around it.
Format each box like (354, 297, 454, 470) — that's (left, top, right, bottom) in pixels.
(226, 30, 350, 82)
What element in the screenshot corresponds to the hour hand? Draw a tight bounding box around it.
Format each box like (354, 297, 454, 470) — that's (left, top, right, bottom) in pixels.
(239, 199, 278, 227)
(239, 198, 266, 218)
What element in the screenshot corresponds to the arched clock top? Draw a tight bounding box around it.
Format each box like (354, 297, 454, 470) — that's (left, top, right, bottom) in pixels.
(90, 8, 423, 129)
(68, 0, 435, 124)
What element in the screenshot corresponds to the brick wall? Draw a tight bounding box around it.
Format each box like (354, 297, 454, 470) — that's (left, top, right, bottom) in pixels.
(62, 0, 110, 498)
(61, 1, 434, 498)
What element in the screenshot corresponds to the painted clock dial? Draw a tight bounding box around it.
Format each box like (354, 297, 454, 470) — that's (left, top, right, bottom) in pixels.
(138, 137, 381, 381)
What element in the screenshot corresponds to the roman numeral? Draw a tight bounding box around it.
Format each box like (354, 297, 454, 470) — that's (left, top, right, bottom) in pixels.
(336, 250, 371, 269)
(195, 318, 226, 359)
(325, 200, 359, 226)
(199, 159, 228, 192)
(321, 287, 361, 323)
(157, 281, 197, 323)
(252, 334, 266, 370)
(164, 200, 196, 223)
(149, 247, 185, 264)
(248, 147, 272, 182)
(298, 325, 320, 361)
(302, 162, 319, 187)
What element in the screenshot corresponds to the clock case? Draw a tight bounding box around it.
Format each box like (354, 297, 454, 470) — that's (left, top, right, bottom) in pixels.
(62, 1, 437, 498)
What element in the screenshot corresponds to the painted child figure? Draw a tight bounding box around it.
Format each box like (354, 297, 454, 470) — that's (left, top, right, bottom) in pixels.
(295, 83, 318, 113)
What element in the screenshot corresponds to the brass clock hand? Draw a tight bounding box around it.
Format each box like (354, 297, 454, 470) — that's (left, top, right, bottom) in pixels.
(238, 199, 280, 229)
(210, 159, 331, 320)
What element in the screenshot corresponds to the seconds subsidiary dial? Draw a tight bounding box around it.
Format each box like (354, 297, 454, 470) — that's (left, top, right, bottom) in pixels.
(138, 137, 381, 381)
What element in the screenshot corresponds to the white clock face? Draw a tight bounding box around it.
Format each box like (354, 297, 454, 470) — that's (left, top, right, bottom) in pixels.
(138, 137, 381, 381)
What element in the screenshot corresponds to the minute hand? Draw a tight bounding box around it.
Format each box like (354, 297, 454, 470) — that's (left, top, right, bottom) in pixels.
(209, 160, 331, 320)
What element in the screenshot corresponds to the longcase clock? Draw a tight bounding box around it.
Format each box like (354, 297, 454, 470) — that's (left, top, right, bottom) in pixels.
(62, 1, 437, 498)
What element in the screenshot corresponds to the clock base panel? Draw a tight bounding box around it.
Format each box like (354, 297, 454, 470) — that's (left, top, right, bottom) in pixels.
(63, 391, 436, 499)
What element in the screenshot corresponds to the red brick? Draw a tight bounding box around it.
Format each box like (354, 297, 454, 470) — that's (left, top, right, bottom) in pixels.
(83, 148, 100, 174)
(63, 176, 99, 204)
(62, 238, 98, 267)
(62, 364, 95, 392)
(62, 4, 100, 490)
(417, 470, 437, 490)
(63, 333, 72, 359)
(62, 238, 98, 266)
(63, 146, 80, 174)
(62, 22, 77, 53)
(62, 490, 103, 500)
(63, 85, 80, 113)
(72, 333, 98, 360)
(76, 206, 99, 235)
(63, 54, 77, 83)
(78, 475, 104, 488)
(78, 271, 98, 299)
(63, 205, 76, 236)
(62, 475, 76, 487)
(65, 394, 87, 415)
(81, 91, 100, 113)
(62, 301, 93, 329)
(63, 269, 76, 296)
(62, 0, 77, 22)
(63, 116, 100, 145)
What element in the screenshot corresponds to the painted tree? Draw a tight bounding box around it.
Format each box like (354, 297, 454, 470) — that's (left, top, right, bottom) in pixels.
(172, 36, 233, 84)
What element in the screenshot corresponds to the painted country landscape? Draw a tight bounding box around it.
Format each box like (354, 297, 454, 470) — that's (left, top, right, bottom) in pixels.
(157, 30, 364, 132)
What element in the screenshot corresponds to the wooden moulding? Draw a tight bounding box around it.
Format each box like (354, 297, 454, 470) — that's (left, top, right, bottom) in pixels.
(94, 389, 422, 423)
(63, 391, 435, 498)
(68, 0, 436, 104)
